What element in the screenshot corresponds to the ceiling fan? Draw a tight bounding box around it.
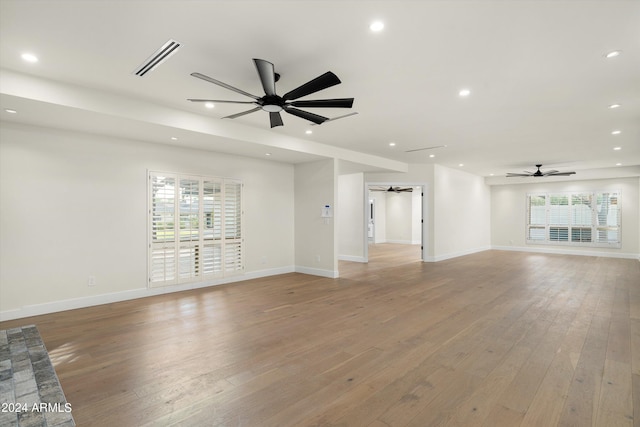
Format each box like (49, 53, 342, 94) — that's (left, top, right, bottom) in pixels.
(370, 186, 413, 193)
(506, 164, 576, 177)
(188, 58, 354, 128)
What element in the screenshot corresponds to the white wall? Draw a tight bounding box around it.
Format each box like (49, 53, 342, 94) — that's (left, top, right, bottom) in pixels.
(337, 173, 365, 262)
(385, 192, 414, 244)
(412, 189, 422, 244)
(0, 122, 295, 319)
(294, 159, 337, 277)
(491, 177, 640, 258)
(369, 191, 387, 243)
(433, 164, 491, 260)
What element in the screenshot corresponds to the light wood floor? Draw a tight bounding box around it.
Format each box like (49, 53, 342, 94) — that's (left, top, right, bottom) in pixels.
(1, 246, 639, 426)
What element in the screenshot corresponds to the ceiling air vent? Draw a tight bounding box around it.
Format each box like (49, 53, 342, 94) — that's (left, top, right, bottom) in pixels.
(133, 39, 181, 77)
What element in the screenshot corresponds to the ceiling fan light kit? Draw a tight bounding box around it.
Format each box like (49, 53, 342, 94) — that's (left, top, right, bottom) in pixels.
(189, 58, 355, 128)
(506, 164, 576, 178)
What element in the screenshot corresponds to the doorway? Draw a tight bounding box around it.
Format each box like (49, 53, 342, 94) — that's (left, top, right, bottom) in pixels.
(364, 183, 425, 264)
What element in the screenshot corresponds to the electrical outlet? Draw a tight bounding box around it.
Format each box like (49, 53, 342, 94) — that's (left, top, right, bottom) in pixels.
(88, 276, 96, 286)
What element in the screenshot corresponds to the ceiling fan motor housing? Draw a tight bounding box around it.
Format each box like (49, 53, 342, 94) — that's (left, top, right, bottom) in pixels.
(260, 95, 285, 112)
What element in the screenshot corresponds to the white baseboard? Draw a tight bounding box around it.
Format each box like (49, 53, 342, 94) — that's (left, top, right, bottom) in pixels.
(294, 266, 339, 279)
(423, 246, 491, 262)
(338, 255, 367, 263)
(0, 266, 295, 322)
(492, 245, 640, 260)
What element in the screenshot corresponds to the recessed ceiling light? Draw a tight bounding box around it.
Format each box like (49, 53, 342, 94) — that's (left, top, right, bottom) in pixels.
(489, 173, 494, 176)
(605, 50, 621, 58)
(429, 154, 435, 158)
(205, 102, 215, 109)
(4, 109, 17, 114)
(459, 163, 464, 167)
(458, 89, 471, 97)
(613, 146, 622, 150)
(389, 142, 396, 147)
(616, 163, 622, 166)
(265, 153, 272, 156)
(611, 130, 621, 135)
(370, 21, 384, 32)
(21, 53, 38, 63)
(305, 130, 313, 135)
(170, 137, 178, 141)
(608, 104, 621, 109)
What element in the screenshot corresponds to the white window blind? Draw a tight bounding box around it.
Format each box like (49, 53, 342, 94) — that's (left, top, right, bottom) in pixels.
(149, 172, 243, 287)
(526, 191, 620, 248)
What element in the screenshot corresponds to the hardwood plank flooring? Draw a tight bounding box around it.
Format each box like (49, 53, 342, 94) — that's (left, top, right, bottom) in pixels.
(1, 246, 638, 426)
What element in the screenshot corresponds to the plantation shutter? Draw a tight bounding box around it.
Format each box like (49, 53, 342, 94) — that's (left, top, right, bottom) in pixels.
(595, 192, 620, 244)
(150, 174, 177, 284)
(224, 180, 243, 273)
(178, 177, 200, 281)
(548, 194, 569, 242)
(149, 172, 242, 287)
(570, 194, 592, 242)
(527, 194, 546, 241)
(525, 191, 621, 248)
(202, 180, 223, 275)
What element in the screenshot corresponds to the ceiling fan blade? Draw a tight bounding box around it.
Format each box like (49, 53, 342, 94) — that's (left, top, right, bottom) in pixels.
(191, 72, 260, 100)
(310, 112, 358, 126)
(506, 173, 532, 177)
(546, 171, 576, 176)
(269, 112, 283, 128)
(253, 58, 276, 96)
(542, 170, 559, 175)
(288, 98, 354, 108)
(284, 107, 329, 125)
(187, 99, 256, 104)
(282, 71, 341, 101)
(222, 107, 261, 119)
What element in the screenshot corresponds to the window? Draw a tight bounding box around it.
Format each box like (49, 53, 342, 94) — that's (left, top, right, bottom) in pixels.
(149, 171, 243, 287)
(526, 191, 620, 248)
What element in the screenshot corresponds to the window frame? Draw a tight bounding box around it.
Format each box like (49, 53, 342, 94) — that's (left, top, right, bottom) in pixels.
(525, 190, 621, 248)
(148, 170, 243, 287)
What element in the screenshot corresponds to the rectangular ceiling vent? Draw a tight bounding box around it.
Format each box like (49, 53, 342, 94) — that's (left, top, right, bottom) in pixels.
(133, 39, 181, 77)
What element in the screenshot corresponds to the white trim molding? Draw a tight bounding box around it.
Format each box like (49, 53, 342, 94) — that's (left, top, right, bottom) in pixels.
(423, 246, 491, 262)
(492, 245, 639, 260)
(338, 255, 367, 263)
(294, 266, 339, 279)
(0, 266, 295, 322)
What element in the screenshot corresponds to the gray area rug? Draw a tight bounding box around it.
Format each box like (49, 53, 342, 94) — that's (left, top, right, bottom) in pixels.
(0, 325, 75, 426)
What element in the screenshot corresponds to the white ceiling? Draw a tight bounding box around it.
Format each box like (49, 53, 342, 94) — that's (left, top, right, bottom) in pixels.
(1, 1, 639, 181)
